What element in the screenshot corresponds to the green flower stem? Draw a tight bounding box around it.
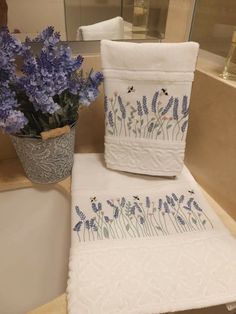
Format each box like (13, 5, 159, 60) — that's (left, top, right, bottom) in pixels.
(140, 204, 152, 236)
(158, 210, 167, 235)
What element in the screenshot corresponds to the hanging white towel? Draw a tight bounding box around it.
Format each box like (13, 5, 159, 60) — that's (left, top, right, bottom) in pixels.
(67, 153, 236, 314)
(101, 40, 199, 176)
(76, 17, 124, 41)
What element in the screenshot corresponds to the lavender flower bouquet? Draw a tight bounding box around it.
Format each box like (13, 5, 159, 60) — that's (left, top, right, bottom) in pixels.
(0, 26, 103, 137)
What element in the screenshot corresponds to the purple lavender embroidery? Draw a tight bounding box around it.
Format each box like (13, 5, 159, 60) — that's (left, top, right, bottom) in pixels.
(108, 111, 114, 127)
(137, 101, 143, 116)
(173, 98, 179, 120)
(151, 91, 159, 113)
(118, 95, 126, 119)
(142, 96, 148, 115)
(182, 95, 188, 116)
(75, 206, 86, 221)
(161, 96, 173, 115)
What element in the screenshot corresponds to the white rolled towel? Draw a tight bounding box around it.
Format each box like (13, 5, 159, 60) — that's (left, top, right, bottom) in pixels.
(101, 40, 199, 176)
(76, 16, 124, 41)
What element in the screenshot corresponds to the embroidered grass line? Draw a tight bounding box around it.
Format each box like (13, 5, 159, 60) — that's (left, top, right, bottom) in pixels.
(73, 192, 214, 242)
(105, 90, 189, 141)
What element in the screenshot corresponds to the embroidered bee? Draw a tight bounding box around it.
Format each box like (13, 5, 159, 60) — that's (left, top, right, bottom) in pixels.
(188, 189, 195, 195)
(90, 196, 97, 202)
(161, 88, 168, 96)
(127, 86, 135, 93)
(133, 195, 140, 200)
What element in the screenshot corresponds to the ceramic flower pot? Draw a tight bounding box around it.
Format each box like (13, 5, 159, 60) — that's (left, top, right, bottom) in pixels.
(10, 125, 76, 184)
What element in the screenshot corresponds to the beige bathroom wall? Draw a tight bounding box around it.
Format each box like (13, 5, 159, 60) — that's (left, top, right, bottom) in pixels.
(7, 0, 66, 40)
(164, 0, 195, 42)
(185, 71, 236, 220)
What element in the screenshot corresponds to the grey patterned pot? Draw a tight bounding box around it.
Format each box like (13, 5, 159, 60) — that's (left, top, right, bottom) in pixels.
(10, 125, 76, 184)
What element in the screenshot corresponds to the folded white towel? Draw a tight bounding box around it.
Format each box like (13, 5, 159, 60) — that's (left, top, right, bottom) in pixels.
(101, 40, 199, 176)
(76, 17, 124, 41)
(67, 153, 236, 314)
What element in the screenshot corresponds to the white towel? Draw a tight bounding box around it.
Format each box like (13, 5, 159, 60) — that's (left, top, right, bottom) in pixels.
(76, 17, 124, 41)
(101, 40, 199, 176)
(67, 153, 236, 314)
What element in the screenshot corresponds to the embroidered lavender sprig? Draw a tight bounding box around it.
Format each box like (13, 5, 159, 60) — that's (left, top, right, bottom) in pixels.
(161, 96, 173, 115)
(163, 202, 170, 213)
(73, 221, 83, 231)
(151, 91, 159, 113)
(75, 205, 86, 221)
(118, 95, 126, 119)
(142, 96, 148, 115)
(182, 95, 188, 116)
(171, 193, 178, 202)
(104, 96, 108, 113)
(108, 111, 114, 127)
(166, 195, 174, 207)
(173, 98, 179, 120)
(146, 197, 151, 208)
(193, 201, 202, 212)
(148, 122, 154, 133)
(137, 101, 143, 116)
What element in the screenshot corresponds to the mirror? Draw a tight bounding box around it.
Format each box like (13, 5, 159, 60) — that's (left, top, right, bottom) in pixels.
(1, 0, 169, 42)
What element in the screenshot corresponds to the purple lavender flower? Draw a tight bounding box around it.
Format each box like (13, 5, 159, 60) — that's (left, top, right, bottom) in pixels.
(173, 98, 179, 120)
(142, 96, 148, 115)
(158, 199, 163, 209)
(161, 96, 173, 116)
(148, 122, 154, 133)
(104, 96, 108, 113)
(107, 200, 115, 207)
(187, 197, 194, 208)
(108, 111, 114, 127)
(120, 197, 126, 207)
(164, 202, 170, 213)
(91, 203, 97, 213)
(166, 195, 174, 207)
(130, 206, 136, 215)
(0, 109, 28, 134)
(75, 205, 86, 221)
(137, 101, 143, 116)
(171, 193, 178, 202)
(118, 96, 126, 119)
(0, 26, 103, 136)
(177, 216, 185, 225)
(85, 220, 90, 229)
(151, 91, 159, 113)
(114, 208, 119, 219)
(73, 221, 83, 232)
(139, 216, 145, 224)
(145, 196, 150, 208)
(104, 216, 110, 223)
(179, 195, 185, 203)
(193, 201, 202, 212)
(0, 28, 28, 134)
(134, 202, 142, 213)
(182, 95, 188, 117)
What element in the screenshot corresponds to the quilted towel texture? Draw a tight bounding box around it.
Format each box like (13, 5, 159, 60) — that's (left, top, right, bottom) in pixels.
(101, 40, 199, 176)
(67, 154, 236, 314)
(76, 17, 124, 41)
